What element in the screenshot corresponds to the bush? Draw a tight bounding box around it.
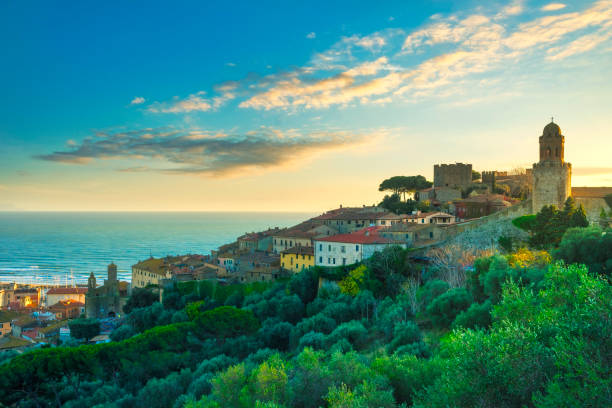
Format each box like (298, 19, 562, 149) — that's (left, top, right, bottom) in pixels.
(326, 321, 368, 350)
(426, 288, 473, 329)
(452, 300, 492, 330)
(195, 306, 260, 338)
(418, 280, 449, 309)
(387, 321, 422, 354)
(69, 318, 100, 340)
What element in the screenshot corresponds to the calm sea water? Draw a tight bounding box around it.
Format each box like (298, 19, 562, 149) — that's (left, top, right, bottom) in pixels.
(0, 212, 314, 285)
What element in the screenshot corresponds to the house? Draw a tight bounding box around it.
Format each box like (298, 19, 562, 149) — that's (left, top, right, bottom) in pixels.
(131, 257, 171, 288)
(9, 287, 40, 309)
(452, 194, 513, 219)
(380, 223, 445, 247)
(0, 320, 11, 337)
(416, 187, 462, 205)
(315, 210, 406, 233)
(45, 287, 87, 307)
(272, 221, 338, 254)
(237, 227, 283, 253)
(233, 252, 281, 283)
(11, 317, 37, 338)
(405, 211, 456, 225)
(280, 246, 315, 273)
(49, 300, 85, 319)
(313, 226, 406, 267)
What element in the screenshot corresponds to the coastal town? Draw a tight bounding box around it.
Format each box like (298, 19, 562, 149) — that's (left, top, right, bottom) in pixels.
(1, 122, 611, 353)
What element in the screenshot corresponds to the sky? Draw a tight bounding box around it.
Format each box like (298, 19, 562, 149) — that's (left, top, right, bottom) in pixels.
(1, 0, 611, 212)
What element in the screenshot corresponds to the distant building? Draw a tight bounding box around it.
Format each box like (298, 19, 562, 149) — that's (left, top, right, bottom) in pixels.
(272, 220, 338, 254)
(532, 121, 571, 212)
(0, 320, 11, 337)
(45, 287, 87, 308)
(453, 194, 513, 219)
(237, 227, 283, 253)
(434, 163, 472, 190)
(380, 223, 445, 246)
(405, 211, 456, 225)
(131, 257, 170, 288)
(416, 186, 462, 205)
(49, 299, 85, 319)
(313, 226, 406, 267)
(281, 246, 315, 273)
(315, 210, 405, 234)
(85, 263, 129, 319)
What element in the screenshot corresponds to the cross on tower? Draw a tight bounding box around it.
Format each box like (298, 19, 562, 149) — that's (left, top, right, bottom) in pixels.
(551, 116, 554, 123)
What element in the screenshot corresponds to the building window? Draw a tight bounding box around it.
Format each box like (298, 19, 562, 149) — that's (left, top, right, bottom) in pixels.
(355, 245, 359, 251)
(319, 256, 322, 263)
(421, 219, 425, 223)
(332, 258, 336, 265)
(341, 246, 346, 253)
(328, 245, 331, 251)
(319, 244, 322, 251)
(342, 258, 346, 265)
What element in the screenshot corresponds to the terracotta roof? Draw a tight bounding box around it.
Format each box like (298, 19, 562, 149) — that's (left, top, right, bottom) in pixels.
(50, 300, 85, 309)
(315, 226, 401, 245)
(47, 287, 88, 295)
(572, 187, 612, 199)
(405, 211, 439, 219)
(316, 211, 399, 221)
(281, 246, 314, 256)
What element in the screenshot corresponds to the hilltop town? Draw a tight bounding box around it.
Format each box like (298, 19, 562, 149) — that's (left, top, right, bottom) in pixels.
(1, 121, 611, 353)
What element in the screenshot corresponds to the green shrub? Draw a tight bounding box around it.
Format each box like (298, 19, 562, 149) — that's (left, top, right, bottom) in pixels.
(426, 288, 473, 329)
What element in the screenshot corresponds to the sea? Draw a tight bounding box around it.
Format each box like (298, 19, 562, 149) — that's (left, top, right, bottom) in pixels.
(0, 212, 315, 285)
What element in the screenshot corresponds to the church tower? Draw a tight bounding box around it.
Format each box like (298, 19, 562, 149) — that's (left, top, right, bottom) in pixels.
(532, 121, 571, 212)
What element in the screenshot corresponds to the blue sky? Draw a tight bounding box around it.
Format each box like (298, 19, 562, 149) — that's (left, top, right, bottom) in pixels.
(1, 0, 611, 211)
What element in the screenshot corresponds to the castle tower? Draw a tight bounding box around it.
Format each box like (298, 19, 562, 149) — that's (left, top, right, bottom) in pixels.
(87, 272, 96, 290)
(85, 272, 97, 318)
(107, 262, 117, 282)
(532, 121, 571, 212)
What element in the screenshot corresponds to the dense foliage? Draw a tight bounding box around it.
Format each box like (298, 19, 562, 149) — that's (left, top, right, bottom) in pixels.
(1, 227, 610, 408)
(514, 197, 588, 248)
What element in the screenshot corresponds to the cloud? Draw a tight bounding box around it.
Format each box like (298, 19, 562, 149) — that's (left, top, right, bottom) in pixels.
(148, 91, 235, 113)
(306, 32, 316, 39)
(541, 3, 567, 12)
(225, 62, 236, 67)
(130, 96, 145, 105)
(236, 1, 612, 110)
(34, 127, 382, 177)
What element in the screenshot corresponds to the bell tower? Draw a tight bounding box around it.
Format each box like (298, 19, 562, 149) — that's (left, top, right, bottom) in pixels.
(532, 120, 571, 212)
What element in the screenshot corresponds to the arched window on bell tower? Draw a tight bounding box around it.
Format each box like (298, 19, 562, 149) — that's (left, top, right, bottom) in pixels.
(546, 147, 551, 158)
(555, 147, 559, 157)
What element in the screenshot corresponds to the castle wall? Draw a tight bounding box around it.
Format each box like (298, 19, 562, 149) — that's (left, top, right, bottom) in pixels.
(434, 163, 472, 189)
(532, 161, 571, 212)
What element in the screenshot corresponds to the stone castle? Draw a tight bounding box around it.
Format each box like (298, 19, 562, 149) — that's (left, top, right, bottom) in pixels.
(433, 163, 472, 189)
(531, 121, 572, 212)
(85, 263, 129, 318)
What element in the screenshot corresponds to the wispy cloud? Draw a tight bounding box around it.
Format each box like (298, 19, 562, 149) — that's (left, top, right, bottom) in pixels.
(541, 3, 567, 12)
(306, 32, 316, 39)
(34, 127, 383, 176)
(148, 91, 235, 113)
(130, 96, 145, 105)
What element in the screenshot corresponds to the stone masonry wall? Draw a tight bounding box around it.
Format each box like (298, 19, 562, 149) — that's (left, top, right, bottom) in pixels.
(532, 161, 571, 212)
(434, 163, 472, 189)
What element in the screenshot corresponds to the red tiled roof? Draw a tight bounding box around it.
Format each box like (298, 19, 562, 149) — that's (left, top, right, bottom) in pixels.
(315, 227, 399, 244)
(47, 287, 88, 295)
